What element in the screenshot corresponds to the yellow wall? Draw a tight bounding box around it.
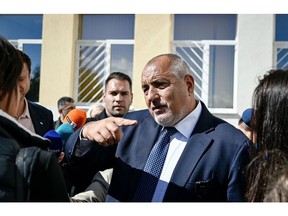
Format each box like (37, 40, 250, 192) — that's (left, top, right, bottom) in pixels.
(132, 14, 173, 109)
(40, 14, 79, 107)
(39, 14, 173, 110)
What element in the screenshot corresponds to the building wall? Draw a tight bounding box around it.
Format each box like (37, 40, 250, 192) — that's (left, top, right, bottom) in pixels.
(233, 14, 274, 125)
(133, 14, 173, 109)
(40, 14, 79, 110)
(39, 14, 275, 125)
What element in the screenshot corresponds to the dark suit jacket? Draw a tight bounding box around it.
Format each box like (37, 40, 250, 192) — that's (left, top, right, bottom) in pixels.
(28, 100, 54, 137)
(66, 102, 252, 202)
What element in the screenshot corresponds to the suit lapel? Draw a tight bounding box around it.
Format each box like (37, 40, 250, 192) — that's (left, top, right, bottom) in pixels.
(170, 102, 216, 186)
(170, 134, 213, 186)
(28, 102, 41, 135)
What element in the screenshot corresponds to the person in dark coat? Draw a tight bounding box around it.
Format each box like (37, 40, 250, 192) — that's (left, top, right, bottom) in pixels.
(0, 36, 69, 202)
(68, 71, 133, 196)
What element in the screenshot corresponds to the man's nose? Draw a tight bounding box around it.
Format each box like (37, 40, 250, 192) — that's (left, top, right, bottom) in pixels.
(147, 87, 160, 102)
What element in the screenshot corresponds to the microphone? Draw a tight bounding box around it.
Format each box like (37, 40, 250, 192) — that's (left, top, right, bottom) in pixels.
(44, 124, 75, 159)
(44, 130, 63, 158)
(56, 123, 74, 145)
(63, 108, 87, 131)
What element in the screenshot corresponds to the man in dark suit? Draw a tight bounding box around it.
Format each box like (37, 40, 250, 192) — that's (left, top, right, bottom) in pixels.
(16, 50, 54, 137)
(65, 53, 252, 202)
(69, 72, 133, 197)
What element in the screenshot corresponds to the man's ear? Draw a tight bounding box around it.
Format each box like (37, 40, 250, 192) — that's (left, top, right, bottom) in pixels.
(184, 74, 194, 95)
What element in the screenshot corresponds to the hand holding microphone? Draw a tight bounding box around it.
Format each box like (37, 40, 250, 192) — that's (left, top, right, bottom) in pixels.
(44, 130, 63, 159)
(56, 123, 74, 145)
(45, 108, 87, 161)
(44, 124, 75, 163)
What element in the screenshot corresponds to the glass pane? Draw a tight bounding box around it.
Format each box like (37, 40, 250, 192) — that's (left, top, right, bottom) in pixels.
(275, 14, 288, 41)
(276, 48, 288, 68)
(82, 14, 135, 39)
(0, 15, 43, 102)
(0, 15, 43, 39)
(23, 44, 42, 102)
(111, 45, 134, 80)
(174, 46, 203, 99)
(174, 14, 236, 40)
(209, 46, 234, 108)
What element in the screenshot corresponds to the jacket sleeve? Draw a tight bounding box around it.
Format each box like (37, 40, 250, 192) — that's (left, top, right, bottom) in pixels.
(64, 128, 116, 194)
(227, 139, 252, 201)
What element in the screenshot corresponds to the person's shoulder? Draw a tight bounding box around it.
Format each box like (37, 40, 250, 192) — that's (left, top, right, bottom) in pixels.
(85, 109, 107, 123)
(201, 105, 245, 138)
(124, 109, 150, 119)
(28, 100, 53, 114)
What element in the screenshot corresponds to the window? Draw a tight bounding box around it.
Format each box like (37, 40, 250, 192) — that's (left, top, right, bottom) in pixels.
(275, 14, 288, 69)
(0, 15, 43, 102)
(173, 14, 237, 110)
(76, 15, 134, 104)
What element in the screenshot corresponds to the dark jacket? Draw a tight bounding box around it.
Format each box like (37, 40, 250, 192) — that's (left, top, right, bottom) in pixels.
(28, 100, 54, 137)
(0, 110, 70, 202)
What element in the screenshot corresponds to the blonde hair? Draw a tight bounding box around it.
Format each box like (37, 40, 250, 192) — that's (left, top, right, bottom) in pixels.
(86, 102, 105, 118)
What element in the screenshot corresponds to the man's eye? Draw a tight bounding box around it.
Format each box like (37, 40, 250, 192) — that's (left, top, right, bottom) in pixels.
(155, 82, 169, 89)
(110, 92, 117, 96)
(142, 86, 148, 94)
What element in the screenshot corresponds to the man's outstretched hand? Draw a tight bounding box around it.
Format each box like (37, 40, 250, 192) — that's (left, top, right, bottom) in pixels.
(82, 117, 137, 146)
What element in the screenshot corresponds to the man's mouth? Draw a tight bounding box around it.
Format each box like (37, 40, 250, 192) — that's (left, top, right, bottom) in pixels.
(113, 106, 123, 110)
(152, 105, 166, 112)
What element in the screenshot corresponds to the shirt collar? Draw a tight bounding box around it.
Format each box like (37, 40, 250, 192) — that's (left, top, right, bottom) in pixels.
(173, 100, 202, 139)
(19, 98, 31, 119)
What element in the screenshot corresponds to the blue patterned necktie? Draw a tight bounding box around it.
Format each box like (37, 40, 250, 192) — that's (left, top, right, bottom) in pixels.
(144, 127, 177, 177)
(133, 127, 177, 201)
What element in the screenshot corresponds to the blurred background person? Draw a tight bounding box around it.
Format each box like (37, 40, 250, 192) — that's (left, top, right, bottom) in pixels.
(87, 71, 133, 122)
(86, 102, 105, 118)
(238, 108, 253, 141)
(66, 71, 133, 196)
(0, 35, 69, 201)
(16, 50, 54, 137)
(54, 96, 75, 129)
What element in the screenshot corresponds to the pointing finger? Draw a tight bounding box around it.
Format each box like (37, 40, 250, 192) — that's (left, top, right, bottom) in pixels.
(112, 118, 137, 127)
